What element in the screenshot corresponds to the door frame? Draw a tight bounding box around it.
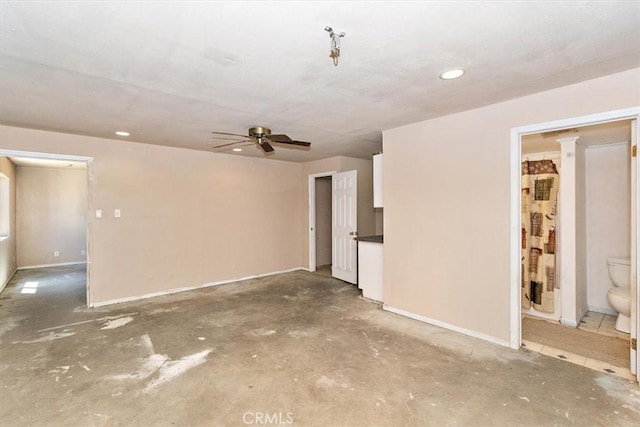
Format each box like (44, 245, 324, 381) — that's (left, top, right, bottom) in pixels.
(510, 107, 640, 376)
(308, 171, 337, 272)
(0, 149, 94, 307)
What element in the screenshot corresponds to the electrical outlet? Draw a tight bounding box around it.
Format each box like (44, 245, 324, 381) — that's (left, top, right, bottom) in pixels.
(96, 209, 102, 219)
(81, 249, 86, 256)
(114, 209, 121, 218)
(54, 251, 59, 257)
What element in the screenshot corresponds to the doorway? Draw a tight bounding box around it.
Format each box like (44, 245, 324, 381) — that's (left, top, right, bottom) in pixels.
(519, 120, 633, 379)
(510, 107, 640, 383)
(0, 149, 92, 307)
(314, 176, 332, 277)
(308, 171, 337, 273)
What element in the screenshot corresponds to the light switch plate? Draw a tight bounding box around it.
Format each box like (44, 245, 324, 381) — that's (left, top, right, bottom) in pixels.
(114, 209, 121, 218)
(96, 209, 102, 219)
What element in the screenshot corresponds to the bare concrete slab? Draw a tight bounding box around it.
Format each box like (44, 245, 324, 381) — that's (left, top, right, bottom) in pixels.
(1, 266, 638, 426)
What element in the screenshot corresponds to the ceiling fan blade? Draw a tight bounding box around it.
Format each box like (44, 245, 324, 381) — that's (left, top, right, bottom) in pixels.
(274, 140, 311, 147)
(259, 140, 275, 152)
(212, 139, 251, 149)
(211, 131, 250, 138)
(266, 134, 293, 143)
(211, 135, 250, 141)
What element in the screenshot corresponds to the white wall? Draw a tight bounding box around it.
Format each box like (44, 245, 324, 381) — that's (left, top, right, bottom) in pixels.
(576, 142, 588, 319)
(17, 166, 87, 268)
(586, 142, 631, 314)
(383, 68, 640, 345)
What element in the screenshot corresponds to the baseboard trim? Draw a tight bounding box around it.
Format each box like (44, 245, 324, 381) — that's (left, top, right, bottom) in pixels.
(560, 318, 578, 327)
(383, 305, 511, 348)
(561, 305, 590, 327)
(18, 261, 87, 270)
(588, 305, 617, 316)
(0, 267, 18, 294)
(91, 267, 304, 308)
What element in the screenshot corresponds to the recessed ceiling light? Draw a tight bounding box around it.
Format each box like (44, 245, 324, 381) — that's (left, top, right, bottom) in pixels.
(115, 131, 130, 136)
(439, 68, 465, 80)
(232, 148, 243, 152)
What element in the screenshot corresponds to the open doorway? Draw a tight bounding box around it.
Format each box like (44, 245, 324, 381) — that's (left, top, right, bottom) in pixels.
(520, 120, 633, 379)
(510, 108, 640, 383)
(0, 150, 92, 308)
(308, 171, 336, 273)
(314, 176, 332, 277)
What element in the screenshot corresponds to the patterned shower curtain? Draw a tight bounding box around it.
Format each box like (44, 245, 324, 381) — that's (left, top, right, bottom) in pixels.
(521, 159, 559, 313)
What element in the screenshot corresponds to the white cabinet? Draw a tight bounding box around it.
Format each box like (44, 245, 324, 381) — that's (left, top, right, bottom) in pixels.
(358, 240, 383, 302)
(373, 153, 383, 208)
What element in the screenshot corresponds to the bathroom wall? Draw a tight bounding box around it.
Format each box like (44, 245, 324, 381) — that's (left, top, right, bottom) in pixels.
(586, 142, 631, 314)
(575, 142, 588, 319)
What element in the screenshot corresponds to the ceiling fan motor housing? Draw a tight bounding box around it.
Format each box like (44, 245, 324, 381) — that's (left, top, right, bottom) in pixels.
(249, 126, 271, 139)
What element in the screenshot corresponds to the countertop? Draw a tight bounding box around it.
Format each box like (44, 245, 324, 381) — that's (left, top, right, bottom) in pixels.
(358, 235, 383, 243)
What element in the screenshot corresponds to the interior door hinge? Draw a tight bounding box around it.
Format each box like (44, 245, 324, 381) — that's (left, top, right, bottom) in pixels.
(632, 145, 637, 157)
(632, 338, 637, 350)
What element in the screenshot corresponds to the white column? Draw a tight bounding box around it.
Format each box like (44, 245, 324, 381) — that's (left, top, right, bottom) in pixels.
(557, 136, 580, 326)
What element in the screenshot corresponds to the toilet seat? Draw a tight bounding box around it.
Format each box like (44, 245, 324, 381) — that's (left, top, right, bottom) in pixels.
(608, 286, 631, 300)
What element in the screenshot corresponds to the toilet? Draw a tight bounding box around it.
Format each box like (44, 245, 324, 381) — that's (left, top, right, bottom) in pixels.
(606, 257, 632, 333)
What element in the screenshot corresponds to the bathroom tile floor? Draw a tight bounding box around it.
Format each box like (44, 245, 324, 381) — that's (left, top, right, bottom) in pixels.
(578, 311, 630, 340)
(523, 311, 634, 381)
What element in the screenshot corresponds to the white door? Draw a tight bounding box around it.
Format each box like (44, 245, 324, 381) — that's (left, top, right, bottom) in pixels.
(332, 170, 358, 284)
(632, 119, 639, 379)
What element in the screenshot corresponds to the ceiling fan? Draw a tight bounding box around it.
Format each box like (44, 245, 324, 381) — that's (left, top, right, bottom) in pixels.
(211, 126, 311, 153)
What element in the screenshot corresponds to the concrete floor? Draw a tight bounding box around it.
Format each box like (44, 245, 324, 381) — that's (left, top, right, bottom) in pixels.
(1, 266, 639, 426)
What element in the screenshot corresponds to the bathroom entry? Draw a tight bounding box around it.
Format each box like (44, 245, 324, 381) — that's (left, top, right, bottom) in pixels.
(514, 115, 639, 381)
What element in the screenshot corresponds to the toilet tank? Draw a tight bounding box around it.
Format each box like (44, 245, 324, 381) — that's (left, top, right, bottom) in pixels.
(607, 257, 630, 288)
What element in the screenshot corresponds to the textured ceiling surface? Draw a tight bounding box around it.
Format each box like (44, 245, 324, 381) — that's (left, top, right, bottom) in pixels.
(1, 1, 639, 162)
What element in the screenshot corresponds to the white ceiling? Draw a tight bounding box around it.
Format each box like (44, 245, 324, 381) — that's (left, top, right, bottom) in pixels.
(1, 1, 639, 162)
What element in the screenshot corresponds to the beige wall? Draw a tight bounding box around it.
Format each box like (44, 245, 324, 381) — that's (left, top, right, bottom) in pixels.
(315, 177, 332, 267)
(17, 166, 87, 268)
(382, 68, 640, 344)
(586, 143, 631, 313)
(300, 156, 377, 269)
(0, 126, 303, 305)
(0, 157, 17, 290)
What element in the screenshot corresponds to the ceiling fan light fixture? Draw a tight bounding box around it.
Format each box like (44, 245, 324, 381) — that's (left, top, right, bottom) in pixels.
(211, 126, 311, 154)
(439, 68, 465, 80)
(115, 131, 130, 136)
